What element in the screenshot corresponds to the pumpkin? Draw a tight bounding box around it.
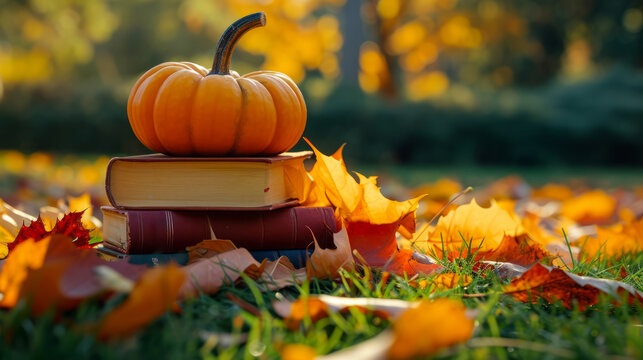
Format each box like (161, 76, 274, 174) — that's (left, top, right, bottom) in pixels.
(127, 12, 306, 156)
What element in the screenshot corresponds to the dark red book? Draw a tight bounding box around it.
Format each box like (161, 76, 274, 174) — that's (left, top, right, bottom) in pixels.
(101, 206, 337, 254)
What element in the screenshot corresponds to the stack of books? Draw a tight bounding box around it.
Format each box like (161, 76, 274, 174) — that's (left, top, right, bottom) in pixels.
(99, 152, 337, 267)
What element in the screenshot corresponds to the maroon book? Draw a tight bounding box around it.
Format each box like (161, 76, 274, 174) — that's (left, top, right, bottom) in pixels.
(101, 206, 337, 254)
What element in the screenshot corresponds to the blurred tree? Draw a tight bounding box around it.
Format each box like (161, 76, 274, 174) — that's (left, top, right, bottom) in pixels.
(358, 0, 643, 100)
(179, 0, 345, 82)
(0, 0, 119, 84)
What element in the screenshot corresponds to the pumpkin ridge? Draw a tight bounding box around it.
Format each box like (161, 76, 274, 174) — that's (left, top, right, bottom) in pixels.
(137, 66, 186, 154)
(229, 78, 247, 154)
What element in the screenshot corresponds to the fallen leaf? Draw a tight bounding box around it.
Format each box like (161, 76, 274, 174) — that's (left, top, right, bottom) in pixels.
(98, 264, 186, 340)
(0, 236, 51, 308)
(186, 239, 239, 264)
(503, 263, 643, 311)
(281, 344, 318, 360)
(483, 234, 550, 267)
(388, 298, 474, 359)
(430, 273, 473, 290)
(419, 199, 525, 255)
(281, 297, 330, 331)
(179, 248, 263, 298)
(561, 190, 616, 225)
(8, 211, 93, 254)
(531, 183, 574, 201)
(307, 228, 354, 279)
(581, 216, 643, 260)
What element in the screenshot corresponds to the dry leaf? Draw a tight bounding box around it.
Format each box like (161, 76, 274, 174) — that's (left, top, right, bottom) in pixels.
(186, 239, 239, 264)
(531, 183, 574, 201)
(0, 236, 51, 308)
(582, 216, 643, 259)
(281, 344, 318, 360)
(307, 228, 354, 279)
(388, 298, 475, 359)
(430, 273, 473, 290)
(503, 263, 643, 311)
(305, 139, 362, 215)
(561, 190, 616, 225)
(180, 248, 262, 298)
(98, 264, 186, 340)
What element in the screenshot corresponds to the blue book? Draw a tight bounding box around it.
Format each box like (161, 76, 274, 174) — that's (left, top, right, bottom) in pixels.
(97, 246, 311, 268)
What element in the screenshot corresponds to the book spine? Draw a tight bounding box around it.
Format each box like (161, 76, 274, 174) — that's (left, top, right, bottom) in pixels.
(115, 207, 337, 254)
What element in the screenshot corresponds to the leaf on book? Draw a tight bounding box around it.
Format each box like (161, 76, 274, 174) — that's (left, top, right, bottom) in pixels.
(503, 263, 643, 311)
(305, 138, 362, 215)
(186, 239, 239, 264)
(307, 228, 354, 279)
(179, 248, 263, 298)
(98, 264, 186, 340)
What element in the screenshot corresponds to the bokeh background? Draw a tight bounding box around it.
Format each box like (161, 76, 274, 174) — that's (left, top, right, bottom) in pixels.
(0, 0, 642, 191)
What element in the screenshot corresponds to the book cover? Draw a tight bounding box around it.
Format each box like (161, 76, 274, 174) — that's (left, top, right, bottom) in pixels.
(102, 206, 338, 254)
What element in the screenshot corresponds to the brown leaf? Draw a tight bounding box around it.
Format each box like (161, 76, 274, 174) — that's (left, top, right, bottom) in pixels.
(503, 263, 643, 311)
(186, 239, 239, 264)
(179, 248, 262, 298)
(307, 228, 354, 279)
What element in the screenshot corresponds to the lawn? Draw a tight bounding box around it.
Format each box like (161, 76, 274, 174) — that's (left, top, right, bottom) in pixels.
(0, 150, 642, 359)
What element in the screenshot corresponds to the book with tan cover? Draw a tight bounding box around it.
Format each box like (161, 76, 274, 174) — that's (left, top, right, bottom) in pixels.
(105, 151, 311, 210)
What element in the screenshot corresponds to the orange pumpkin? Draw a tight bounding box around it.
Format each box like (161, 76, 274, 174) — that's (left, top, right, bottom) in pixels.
(127, 12, 306, 156)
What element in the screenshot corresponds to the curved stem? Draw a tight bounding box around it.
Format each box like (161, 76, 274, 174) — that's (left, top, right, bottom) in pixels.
(209, 12, 266, 75)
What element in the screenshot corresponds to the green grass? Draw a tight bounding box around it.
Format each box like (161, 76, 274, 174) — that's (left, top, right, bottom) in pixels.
(1, 248, 642, 360)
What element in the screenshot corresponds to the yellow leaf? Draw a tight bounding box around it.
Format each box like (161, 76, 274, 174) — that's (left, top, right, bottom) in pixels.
(561, 190, 616, 225)
(305, 139, 362, 215)
(426, 198, 524, 253)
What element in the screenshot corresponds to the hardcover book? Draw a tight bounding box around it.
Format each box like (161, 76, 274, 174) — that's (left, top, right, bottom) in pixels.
(101, 206, 337, 254)
(97, 246, 312, 268)
(105, 151, 311, 210)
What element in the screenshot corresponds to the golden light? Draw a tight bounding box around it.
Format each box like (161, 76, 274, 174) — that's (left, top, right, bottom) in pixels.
(407, 71, 449, 100)
(388, 21, 427, 55)
(359, 42, 387, 75)
(401, 42, 438, 72)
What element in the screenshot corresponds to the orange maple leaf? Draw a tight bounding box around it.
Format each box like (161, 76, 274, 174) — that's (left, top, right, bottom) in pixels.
(581, 216, 643, 260)
(560, 189, 616, 225)
(388, 298, 474, 359)
(98, 264, 186, 340)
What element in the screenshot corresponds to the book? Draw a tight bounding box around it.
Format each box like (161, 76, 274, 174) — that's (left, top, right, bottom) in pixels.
(105, 151, 311, 210)
(97, 246, 312, 268)
(101, 206, 337, 254)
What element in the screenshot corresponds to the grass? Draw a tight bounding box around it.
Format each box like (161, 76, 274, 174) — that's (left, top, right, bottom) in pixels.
(1, 247, 642, 360)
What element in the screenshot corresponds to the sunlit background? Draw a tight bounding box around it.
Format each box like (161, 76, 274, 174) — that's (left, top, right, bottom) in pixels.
(1, 0, 642, 205)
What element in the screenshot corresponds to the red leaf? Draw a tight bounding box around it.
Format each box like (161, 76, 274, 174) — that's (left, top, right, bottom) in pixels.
(8, 211, 93, 254)
(8, 217, 49, 251)
(52, 211, 92, 248)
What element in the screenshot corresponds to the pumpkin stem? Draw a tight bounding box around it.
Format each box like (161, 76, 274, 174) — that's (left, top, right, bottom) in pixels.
(209, 12, 266, 75)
